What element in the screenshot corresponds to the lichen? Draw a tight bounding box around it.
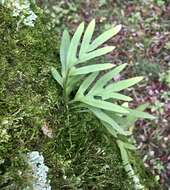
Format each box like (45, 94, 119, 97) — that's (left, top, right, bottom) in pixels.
(0, 4, 159, 190)
(25, 151, 51, 190)
(0, 0, 37, 28)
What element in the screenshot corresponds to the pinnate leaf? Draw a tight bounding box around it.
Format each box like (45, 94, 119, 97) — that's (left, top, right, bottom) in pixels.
(78, 46, 115, 63)
(79, 19, 95, 56)
(105, 77, 143, 92)
(89, 107, 130, 136)
(69, 63, 114, 76)
(88, 63, 127, 96)
(102, 92, 133, 101)
(67, 22, 85, 67)
(51, 67, 63, 87)
(60, 29, 70, 75)
(88, 25, 122, 52)
(79, 96, 129, 114)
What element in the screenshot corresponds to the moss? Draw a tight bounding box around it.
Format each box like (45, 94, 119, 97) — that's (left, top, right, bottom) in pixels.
(0, 5, 59, 189)
(40, 108, 133, 189)
(0, 5, 159, 190)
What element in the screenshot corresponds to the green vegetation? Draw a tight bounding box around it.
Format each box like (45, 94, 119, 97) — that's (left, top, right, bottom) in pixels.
(52, 20, 156, 189)
(0, 4, 160, 190)
(39, 0, 170, 189)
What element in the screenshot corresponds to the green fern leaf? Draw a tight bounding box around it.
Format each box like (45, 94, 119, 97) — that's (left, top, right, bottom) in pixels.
(60, 29, 70, 75)
(66, 75, 84, 96)
(88, 63, 127, 96)
(79, 19, 95, 57)
(88, 25, 121, 52)
(89, 107, 130, 136)
(78, 46, 115, 63)
(102, 92, 133, 101)
(66, 22, 84, 67)
(105, 77, 143, 92)
(69, 63, 114, 76)
(51, 67, 63, 87)
(76, 72, 98, 96)
(79, 96, 129, 114)
(123, 108, 155, 119)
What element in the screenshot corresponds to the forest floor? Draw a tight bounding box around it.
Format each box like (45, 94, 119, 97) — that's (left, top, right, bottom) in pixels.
(38, 0, 170, 189)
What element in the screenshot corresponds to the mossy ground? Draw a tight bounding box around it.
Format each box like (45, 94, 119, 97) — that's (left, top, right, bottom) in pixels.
(0, 5, 159, 190)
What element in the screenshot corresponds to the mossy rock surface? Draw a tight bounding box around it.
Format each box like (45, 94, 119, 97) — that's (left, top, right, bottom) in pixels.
(0, 5, 159, 190)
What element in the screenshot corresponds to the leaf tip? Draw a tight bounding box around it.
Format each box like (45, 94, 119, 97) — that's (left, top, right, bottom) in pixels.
(150, 114, 157, 120)
(110, 46, 116, 51)
(115, 24, 122, 33)
(91, 19, 95, 24)
(127, 97, 133, 101)
(80, 21, 85, 28)
(138, 76, 144, 82)
(108, 63, 115, 68)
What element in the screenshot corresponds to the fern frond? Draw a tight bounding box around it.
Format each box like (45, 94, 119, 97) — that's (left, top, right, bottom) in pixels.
(51, 20, 155, 190)
(117, 140, 144, 190)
